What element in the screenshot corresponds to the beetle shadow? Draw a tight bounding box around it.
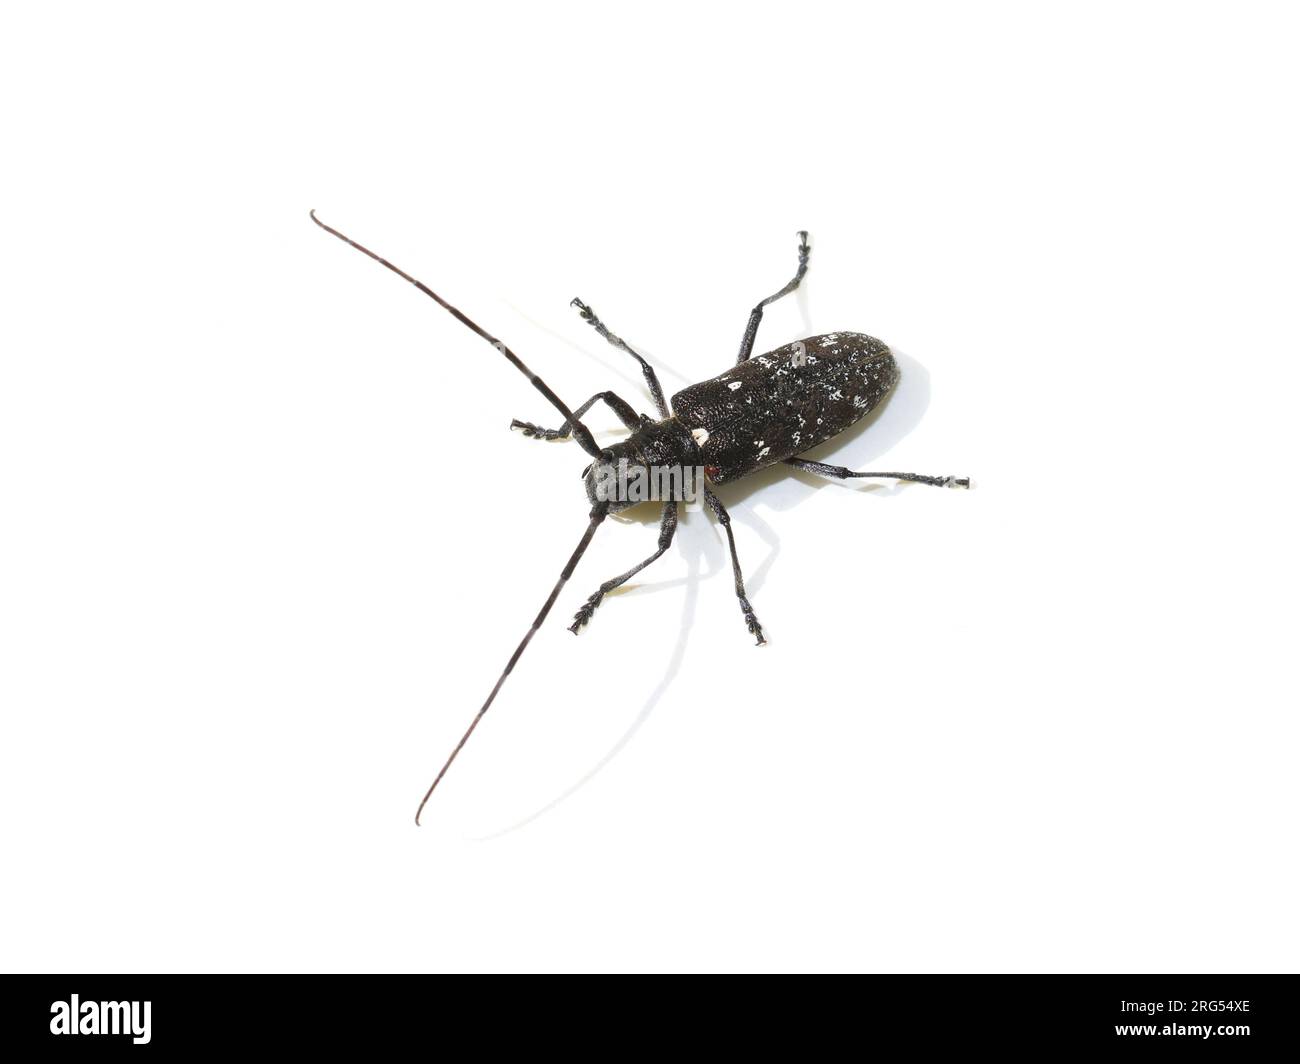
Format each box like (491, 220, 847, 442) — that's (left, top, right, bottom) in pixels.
(470, 515, 710, 840)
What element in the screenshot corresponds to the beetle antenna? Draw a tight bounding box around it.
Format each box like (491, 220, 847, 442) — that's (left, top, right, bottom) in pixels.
(311, 210, 605, 459)
(414, 502, 610, 824)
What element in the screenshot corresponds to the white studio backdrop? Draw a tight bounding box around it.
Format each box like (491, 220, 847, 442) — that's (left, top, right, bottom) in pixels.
(1, 2, 1297, 973)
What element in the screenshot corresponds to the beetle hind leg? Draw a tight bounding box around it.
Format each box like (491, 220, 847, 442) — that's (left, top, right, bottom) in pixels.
(785, 457, 972, 488)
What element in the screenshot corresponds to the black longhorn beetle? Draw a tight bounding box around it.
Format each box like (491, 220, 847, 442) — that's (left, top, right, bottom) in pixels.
(310, 212, 971, 823)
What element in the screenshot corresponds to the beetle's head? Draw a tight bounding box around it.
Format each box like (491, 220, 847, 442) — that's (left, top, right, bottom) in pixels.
(582, 448, 646, 515)
(582, 425, 706, 514)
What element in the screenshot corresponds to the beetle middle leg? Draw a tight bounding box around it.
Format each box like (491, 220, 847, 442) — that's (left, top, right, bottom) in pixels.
(703, 486, 766, 646)
(511, 390, 644, 440)
(735, 231, 811, 365)
(569, 500, 678, 633)
(785, 457, 971, 489)
(570, 298, 670, 419)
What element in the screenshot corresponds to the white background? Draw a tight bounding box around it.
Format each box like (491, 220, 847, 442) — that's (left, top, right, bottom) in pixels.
(2, 2, 1297, 974)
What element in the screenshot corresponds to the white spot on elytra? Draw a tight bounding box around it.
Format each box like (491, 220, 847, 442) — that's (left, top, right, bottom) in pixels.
(728, 381, 743, 391)
(691, 427, 710, 446)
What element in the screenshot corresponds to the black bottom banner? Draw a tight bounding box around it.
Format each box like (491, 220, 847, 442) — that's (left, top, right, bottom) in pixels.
(1, 974, 1292, 1053)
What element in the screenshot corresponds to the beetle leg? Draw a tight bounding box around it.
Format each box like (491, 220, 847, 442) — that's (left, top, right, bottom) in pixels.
(569, 501, 678, 633)
(511, 390, 643, 441)
(570, 298, 670, 418)
(785, 457, 971, 489)
(703, 486, 766, 646)
(735, 230, 811, 365)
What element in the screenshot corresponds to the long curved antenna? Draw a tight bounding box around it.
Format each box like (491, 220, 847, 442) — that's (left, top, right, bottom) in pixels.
(311, 210, 605, 459)
(415, 502, 610, 824)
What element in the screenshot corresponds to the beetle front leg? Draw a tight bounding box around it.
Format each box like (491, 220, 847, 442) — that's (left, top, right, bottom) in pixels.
(511, 390, 643, 440)
(569, 501, 678, 633)
(703, 486, 766, 645)
(570, 298, 670, 419)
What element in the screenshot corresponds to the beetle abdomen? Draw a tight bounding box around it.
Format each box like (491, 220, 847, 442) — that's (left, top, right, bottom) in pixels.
(671, 333, 898, 483)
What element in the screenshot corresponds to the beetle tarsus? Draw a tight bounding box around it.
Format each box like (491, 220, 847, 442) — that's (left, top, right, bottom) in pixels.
(569, 595, 601, 633)
(741, 600, 766, 645)
(511, 418, 555, 439)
